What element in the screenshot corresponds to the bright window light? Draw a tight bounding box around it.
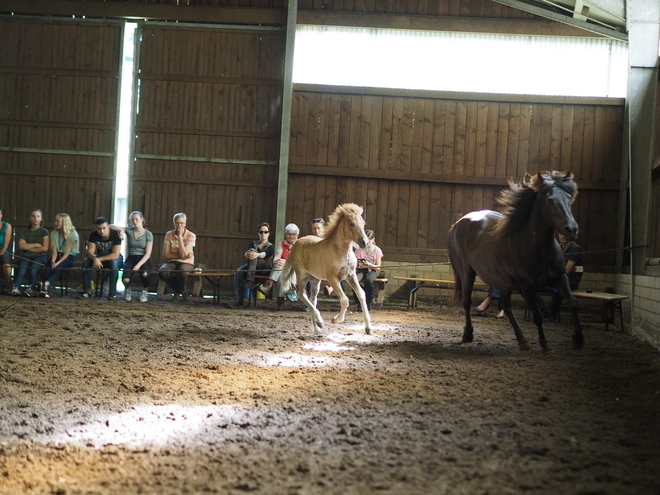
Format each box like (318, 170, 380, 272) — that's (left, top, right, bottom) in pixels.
(293, 26, 628, 98)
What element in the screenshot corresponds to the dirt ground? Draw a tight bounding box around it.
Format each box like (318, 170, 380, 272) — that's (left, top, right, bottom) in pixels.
(1, 292, 659, 495)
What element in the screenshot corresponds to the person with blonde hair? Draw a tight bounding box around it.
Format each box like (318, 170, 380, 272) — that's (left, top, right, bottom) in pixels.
(41, 213, 79, 297)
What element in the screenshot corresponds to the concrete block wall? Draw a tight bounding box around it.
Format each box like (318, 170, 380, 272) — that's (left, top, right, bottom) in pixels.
(616, 274, 660, 350)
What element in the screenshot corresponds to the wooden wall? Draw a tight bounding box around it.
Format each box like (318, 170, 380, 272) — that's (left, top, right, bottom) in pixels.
(132, 25, 284, 271)
(0, 18, 121, 231)
(288, 87, 625, 269)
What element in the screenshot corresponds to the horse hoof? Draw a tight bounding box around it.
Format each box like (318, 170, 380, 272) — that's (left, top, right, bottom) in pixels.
(518, 340, 531, 351)
(572, 334, 584, 350)
(461, 331, 474, 343)
(365, 327, 371, 335)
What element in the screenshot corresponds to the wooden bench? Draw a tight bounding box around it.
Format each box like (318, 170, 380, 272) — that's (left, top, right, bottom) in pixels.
(393, 276, 487, 308)
(572, 290, 629, 331)
(524, 290, 629, 332)
(186, 271, 233, 304)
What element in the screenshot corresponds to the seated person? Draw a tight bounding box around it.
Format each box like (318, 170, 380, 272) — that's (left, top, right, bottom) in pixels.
(257, 223, 299, 310)
(353, 229, 383, 312)
(112, 211, 154, 303)
(474, 288, 505, 319)
(11, 209, 49, 297)
(229, 223, 274, 308)
(80, 216, 123, 300)
(41, 213, 80, 298)
(158, 212, 196, 301)
(536, 233, 583, 320)
(0, 208, 13, 291)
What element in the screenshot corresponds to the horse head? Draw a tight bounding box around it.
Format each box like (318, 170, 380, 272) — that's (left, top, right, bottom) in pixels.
(535, 171, 579, 241)
(326, 203, 369, 249)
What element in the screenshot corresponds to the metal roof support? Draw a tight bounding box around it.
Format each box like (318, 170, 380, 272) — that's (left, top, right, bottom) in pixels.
(275, 0, 297, 240)
(491, 0, 628, 40)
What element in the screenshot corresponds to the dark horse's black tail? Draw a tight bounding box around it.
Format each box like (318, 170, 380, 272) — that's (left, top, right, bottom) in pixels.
(447, 224, 463, 307)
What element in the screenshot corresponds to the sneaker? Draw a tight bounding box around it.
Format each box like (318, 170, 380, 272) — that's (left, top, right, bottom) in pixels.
(24, 288, 34, 297)
(124, 290, 132, 302)
(286, 292, 298, 302)
(139, 290, 148, 303)
(107, 294, 117, 301)
(77, 292, 91, 299)
(10, 287, 20, 296)
(257, 282, 272, 296)
(40, 289, 49, 298)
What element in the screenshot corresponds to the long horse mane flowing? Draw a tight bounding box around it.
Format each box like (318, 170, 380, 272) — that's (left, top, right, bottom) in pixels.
(492, 171, 578, 238)
(323, 203, 363, 239)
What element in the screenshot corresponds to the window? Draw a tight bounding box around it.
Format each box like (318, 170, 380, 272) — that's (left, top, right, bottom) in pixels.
(293, 26, 627, 98)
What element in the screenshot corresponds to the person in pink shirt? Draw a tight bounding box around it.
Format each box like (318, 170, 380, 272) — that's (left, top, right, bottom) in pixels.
(158, 212, 196, 301)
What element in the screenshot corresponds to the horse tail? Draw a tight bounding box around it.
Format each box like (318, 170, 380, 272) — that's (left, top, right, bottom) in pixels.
(447, 224, 463, 306)
(281, 260, 296, 292)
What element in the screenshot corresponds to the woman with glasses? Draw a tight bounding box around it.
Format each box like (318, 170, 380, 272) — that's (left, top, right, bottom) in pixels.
(229, 222, 274, 309)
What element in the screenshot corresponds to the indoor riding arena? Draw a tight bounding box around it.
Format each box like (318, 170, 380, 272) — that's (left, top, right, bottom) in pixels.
(1, 1, 659, 494)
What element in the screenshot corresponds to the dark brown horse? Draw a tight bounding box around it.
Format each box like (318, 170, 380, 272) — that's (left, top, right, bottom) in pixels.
(448, 171, 583, 351)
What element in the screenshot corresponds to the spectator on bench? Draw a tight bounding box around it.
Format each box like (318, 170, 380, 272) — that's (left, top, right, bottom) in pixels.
(80, 216, 122, 300)
(41, 213, 79, 298)
(0, 208, 14, 292)
(11, 208, 49, 297)
(159, 212, 196, 302)
(229, 222, 274, 309)
(353, 229, 383, 312)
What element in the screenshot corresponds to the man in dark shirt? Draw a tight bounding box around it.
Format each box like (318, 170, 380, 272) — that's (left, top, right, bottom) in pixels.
(536, 233, 583, 320)
(80, 217, 123, 300)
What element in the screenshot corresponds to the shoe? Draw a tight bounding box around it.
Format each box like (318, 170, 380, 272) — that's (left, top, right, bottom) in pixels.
(171, 294, 180, 302)
(107, 294, 117, 301)
(474, 305, 489, 314)
(77, 292, 91, 299)
(302, 305, 311, 312)
(494, 311, 504, 319)
(124, 290, 132, 302)
(139, 290, 148, 303)
(286, 292, 298, 302)
(24, 288, 34, 297)
(40, 289, 49, 298)
(257, 282, 272, 296)
(9, 287, 19, 296)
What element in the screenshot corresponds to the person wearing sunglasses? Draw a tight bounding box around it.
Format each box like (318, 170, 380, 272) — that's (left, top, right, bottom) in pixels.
(229, 222, 274, 309)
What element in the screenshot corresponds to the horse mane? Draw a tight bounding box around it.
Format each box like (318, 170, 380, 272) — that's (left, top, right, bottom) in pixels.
(324, 203, 363, 239)
(492, 171, 578, 237)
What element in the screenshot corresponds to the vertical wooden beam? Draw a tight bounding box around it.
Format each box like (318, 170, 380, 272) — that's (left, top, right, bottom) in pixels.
(275, 0, 297, 240)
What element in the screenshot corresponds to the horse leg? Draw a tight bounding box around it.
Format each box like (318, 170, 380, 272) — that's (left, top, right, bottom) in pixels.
(328, 278, 350, 325)
(502, 291, 534, 351)
(557, 275, 583, 349)
(297, 273, 324, 332)
(346, 273, 372, 335)
(461, 270, 476, 343)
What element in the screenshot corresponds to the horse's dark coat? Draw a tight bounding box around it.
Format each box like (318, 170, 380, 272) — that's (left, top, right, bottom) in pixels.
(448, 171, 583, 351)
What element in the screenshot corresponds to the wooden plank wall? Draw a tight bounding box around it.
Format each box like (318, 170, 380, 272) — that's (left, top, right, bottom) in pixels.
(288, 88, 625, 270)
(0, 19, 120, 233)
(133, 25, 284, 273)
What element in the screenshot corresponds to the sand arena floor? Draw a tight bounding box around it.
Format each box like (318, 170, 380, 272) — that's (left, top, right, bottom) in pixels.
(1, 294, 659, 494)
